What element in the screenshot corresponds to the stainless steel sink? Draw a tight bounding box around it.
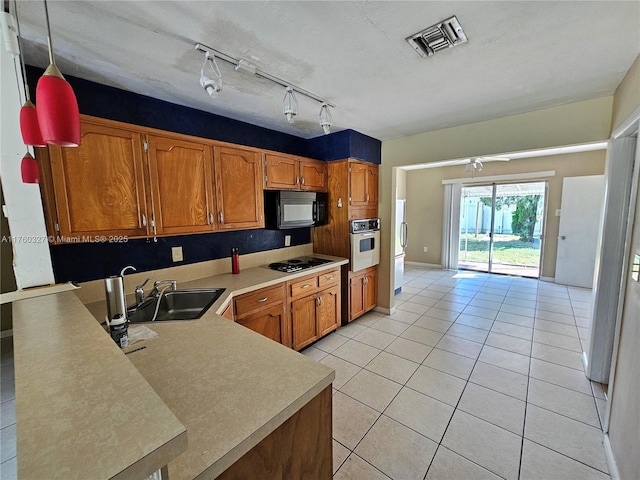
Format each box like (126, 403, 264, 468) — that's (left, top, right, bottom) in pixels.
(127, 288, 225, 323)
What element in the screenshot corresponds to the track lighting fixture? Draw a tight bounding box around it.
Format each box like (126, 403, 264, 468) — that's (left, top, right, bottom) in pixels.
(319, 104, 332, 135)
(283, 87, 297, 124)
(195, 43, 336, 134)
(200, 52, 222, 97)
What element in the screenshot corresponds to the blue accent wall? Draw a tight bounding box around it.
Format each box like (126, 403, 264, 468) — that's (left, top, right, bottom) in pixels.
(50, 228, 310, 283)
(26, 66, 309, 156)
(26, 66, 380, 283)
(307, 129, 381, 164)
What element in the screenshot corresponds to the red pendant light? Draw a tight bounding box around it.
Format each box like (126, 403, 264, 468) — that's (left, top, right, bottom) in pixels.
(35, 0, 80, 147)
(13, 1, 45, 146)
(20, 152, 40, 184)
(20, 100, 45, 146)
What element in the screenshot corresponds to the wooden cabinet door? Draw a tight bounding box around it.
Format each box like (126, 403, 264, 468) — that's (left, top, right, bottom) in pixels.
(214, 146, 264, 230)
(291, 295, 318, 351)
(236, 304, 285, 344)
(48, 121, 149, 238)
(147, 135, 215, 235)
(264, 153, 299, 190)
(366, 165, 379, 205)
(299, 159, 327, 192)
(317, 286, 340, 337)
(349, 273, 365, 320)
(349, 162, 369, 207)
(364, 269, 377, 312)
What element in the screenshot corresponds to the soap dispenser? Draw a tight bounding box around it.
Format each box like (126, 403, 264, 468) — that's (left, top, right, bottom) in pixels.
(105, 265, 136, 321)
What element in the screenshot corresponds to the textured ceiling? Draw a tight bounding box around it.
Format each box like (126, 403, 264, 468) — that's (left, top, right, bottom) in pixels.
(12, 1, 640, 141)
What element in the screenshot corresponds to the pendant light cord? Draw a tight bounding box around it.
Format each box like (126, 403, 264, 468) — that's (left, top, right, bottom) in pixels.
(13, 0, 31, 102)
(43, 0, 55, 65)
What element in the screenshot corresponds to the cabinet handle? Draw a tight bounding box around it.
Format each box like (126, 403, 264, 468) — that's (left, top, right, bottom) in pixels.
(363, 277, 368, 285)
(219, 211, 224, 224)
(325, 275, 335, 280)
(366, 193, 370, 202)
(141, 214, 147, 227)
(208, 212, 214, 225)
(295, 176, 299, 185)
(301, 284, 311, 289)
(257, 297, 268, 303)
(301, 176, 305, 185)
(316, 296, 321, 306)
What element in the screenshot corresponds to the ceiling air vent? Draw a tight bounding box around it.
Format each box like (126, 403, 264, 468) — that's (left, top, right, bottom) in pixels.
(406, 16, 467, 58)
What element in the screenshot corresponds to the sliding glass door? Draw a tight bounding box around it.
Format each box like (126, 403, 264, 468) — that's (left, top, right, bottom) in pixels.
(459, 185, 493, 272)
(458, 181, 546, 277)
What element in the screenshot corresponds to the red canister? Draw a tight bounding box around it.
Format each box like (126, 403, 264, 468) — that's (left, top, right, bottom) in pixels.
(231, 247, 240, 274)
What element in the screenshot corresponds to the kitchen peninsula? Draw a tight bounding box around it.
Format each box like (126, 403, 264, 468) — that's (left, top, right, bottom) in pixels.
(13, 255, 345, 479)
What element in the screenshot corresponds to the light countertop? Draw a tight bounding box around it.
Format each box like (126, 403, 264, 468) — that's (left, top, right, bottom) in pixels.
(13, 255, 345, 479)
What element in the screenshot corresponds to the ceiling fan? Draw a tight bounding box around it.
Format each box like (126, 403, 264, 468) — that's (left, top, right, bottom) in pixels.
(401, 155, 511, 172)
(464, 156, 510, 173)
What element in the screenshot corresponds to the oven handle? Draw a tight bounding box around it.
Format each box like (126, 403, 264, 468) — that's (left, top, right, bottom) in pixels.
(312, 201, 318, 222)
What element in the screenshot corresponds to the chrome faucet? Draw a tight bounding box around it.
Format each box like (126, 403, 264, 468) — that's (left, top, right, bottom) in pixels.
(150, 280, 177, 297)
(134, 276, 153, 304)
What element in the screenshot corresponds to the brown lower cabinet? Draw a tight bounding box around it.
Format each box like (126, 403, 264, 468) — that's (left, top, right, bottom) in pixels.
(348, 266, 377, 321)
(233, 268, 340, 351)
(233, 284, 291, 348)
(217, 385, 332, 479)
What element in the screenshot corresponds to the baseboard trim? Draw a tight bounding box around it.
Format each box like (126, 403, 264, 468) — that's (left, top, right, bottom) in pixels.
(374, 306, 393, 315)
(405, 261, 442, 268)
(603, 434, 621, 480)
(0, 329, 13, 339)
(539, 276, 555, 283)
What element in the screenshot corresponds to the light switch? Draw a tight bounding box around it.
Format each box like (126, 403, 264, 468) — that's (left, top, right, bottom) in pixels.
(172, 246, 183, 262)
(555, 209, 561, 216)
(284, 235, 291, 247)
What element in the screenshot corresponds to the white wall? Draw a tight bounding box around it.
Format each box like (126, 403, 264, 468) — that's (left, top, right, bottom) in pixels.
(0, 29, 54, 289)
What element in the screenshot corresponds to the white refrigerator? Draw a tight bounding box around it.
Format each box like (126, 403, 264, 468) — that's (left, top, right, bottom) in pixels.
(394, 200, 407, 293)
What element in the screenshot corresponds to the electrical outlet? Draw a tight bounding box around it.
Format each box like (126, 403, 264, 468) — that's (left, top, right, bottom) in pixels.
(423, 246, 428, 252)
(171, 246, 183, 262)
(284, 235, 291, 247)
(555, 209, 561, 217)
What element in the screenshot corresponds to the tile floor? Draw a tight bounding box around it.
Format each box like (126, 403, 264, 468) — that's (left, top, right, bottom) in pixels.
(0, 266, 610, 480)
(302, 265, 610, 480)
(1, 336, 16, 480)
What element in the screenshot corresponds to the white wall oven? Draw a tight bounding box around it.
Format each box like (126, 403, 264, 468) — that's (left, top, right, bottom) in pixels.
(350, 218, 381, 272)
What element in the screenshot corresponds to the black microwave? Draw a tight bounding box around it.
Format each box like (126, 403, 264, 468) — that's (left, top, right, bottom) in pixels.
(264, 191, 328, 229)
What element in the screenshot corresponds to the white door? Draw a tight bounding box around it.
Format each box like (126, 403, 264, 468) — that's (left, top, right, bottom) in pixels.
(555, 175, 605, 287)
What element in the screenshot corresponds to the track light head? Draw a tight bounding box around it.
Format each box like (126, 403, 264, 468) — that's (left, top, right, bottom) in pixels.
(283, 86, 298, 124)
(200, 52, 222, 97)
(200, 75, 222, 97)
(319, 103, 332, 135)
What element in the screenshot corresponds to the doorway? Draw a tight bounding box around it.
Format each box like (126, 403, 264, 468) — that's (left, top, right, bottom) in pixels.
(458, 181, 546, 277)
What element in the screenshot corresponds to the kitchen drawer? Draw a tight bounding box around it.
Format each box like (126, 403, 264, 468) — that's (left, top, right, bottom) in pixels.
(318, 268, 340, 288)
(234, 284, 284, 319)
(288, 275, 319, 298)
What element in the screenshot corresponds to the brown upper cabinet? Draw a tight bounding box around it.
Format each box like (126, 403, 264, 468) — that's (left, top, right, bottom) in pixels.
(147, 135, 216, 235)
(46, 119, 150, 238)
(38, 115, 272, 242)
(349, 160, 378, 220)
(214, 146, 264, 230)
(264, 152, 327, 192)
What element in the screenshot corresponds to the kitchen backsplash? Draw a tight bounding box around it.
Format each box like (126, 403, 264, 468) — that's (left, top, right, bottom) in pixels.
(51, 228, 310, 283)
